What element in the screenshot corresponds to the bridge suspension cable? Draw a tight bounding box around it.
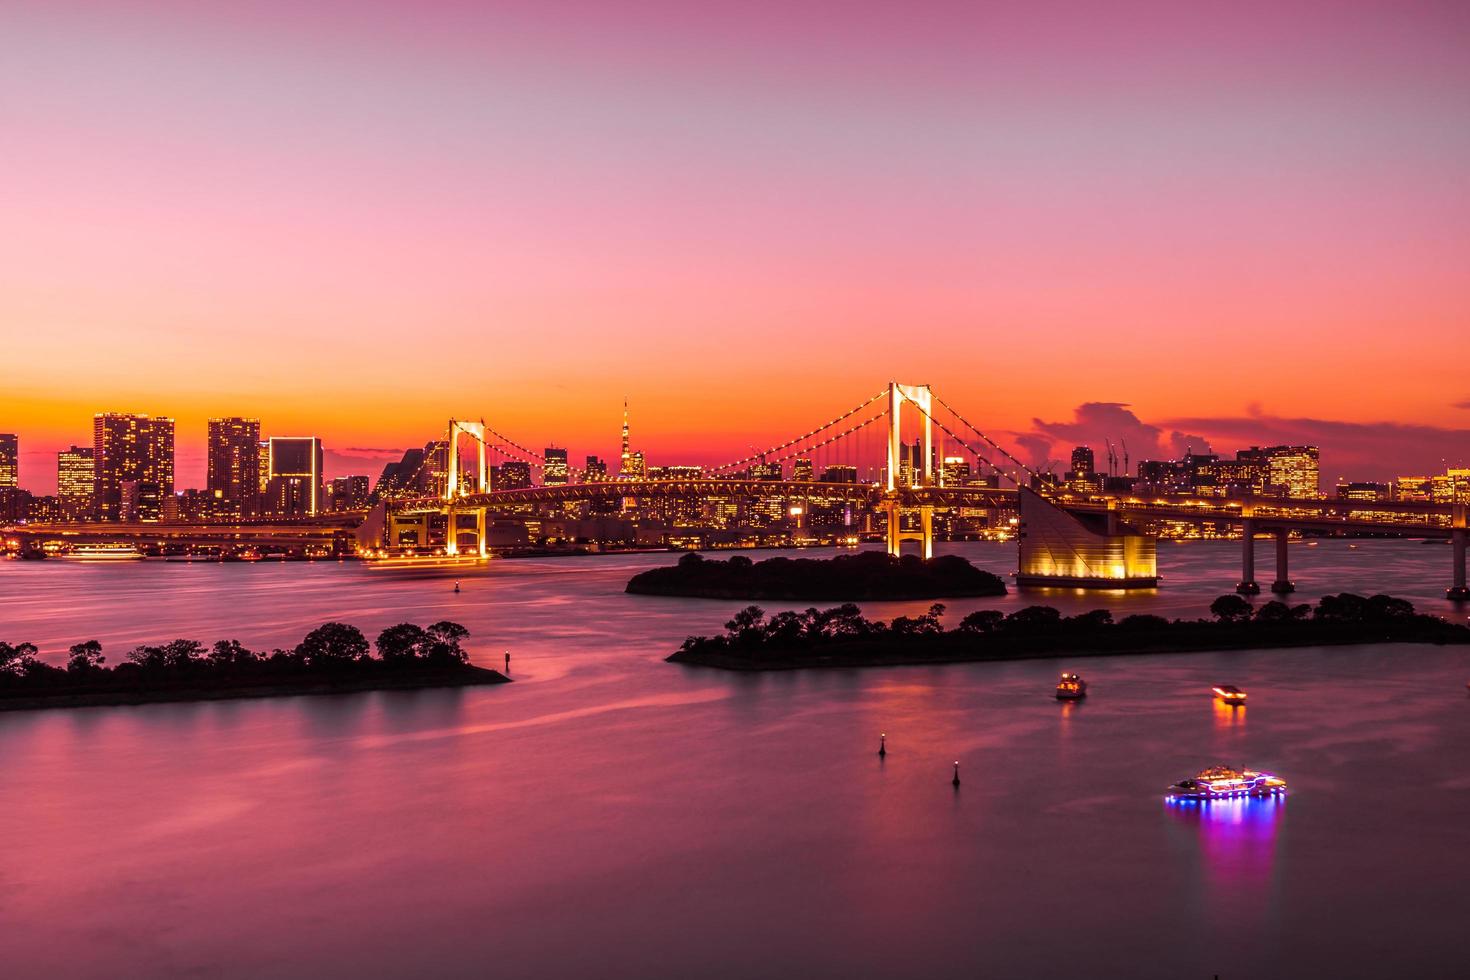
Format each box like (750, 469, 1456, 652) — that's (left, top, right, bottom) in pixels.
(709, 390, 888, 474)
(453, 423, 546, 469)
(930, 393, 1043, 483)
(734, 409, 888, 472)
(901, 396, 1039, 490)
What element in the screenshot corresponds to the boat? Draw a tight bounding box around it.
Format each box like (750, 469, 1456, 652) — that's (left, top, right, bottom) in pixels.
(1166, 765, 1286, 802)
(1213, 684, 1247, 705)
(57, 543, 145, 561)
(1055, 672, 1087, 700)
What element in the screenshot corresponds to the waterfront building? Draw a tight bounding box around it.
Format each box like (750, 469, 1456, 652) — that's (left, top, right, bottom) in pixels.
(0, 487, 31, 521)
(820, 465, 858, 484)
(93, 413, 174, 521)
(1070, 446, 1095, 476)
(748, 461, 781, 481)
(57, 446, 95, 519)
(207, 418, 261, 517)
(265, 436, 323, 516)
(544, 447, 569, 485)
(0, 433, 17, 488)
(1337, 481, 1391, 502)
(791, 459, 814, 482)
(1238, 445, 1320, 499)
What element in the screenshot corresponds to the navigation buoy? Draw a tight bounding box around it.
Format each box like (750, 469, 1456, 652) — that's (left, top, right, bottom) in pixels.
(454, 580, 461, 593)
(952, 761, 961, 787)
(878, 733, 886, 758)
(504, 651, 510, 673)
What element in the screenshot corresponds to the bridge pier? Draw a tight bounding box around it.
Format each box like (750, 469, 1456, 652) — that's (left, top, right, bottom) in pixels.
(1236, 519, 1261, 595)
(1450, 528, 1468, 601)
(1270, 529, 1294, 594)
(883, 496, 934, 559)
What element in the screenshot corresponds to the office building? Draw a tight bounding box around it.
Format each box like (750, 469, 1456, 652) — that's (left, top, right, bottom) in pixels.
(544, 447, 569, 486)
(495, 461, 532, 490)
(326, 475, 371, 511)
(791, 459, 814, 482)
(93, 414, 174, 521)
(265, 436, 323, 516)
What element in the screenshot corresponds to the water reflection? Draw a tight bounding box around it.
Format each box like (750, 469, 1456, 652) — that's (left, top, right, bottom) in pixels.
(1169, 795, 1285, 926)
(1213, 698, 1246, 729)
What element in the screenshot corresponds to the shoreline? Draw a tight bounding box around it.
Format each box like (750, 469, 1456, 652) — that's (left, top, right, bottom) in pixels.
(0, 665, 510, 712)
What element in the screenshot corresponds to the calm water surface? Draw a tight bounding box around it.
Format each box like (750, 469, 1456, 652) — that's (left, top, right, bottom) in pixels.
(3, 540, 1469, 979)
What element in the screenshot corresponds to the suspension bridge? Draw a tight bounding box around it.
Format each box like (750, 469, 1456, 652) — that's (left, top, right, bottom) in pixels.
(369, 381, 1468, 599)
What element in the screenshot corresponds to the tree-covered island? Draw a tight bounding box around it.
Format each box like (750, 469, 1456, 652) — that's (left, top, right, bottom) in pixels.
(628, 550, 1008, 601)
(667, 593, 1470, 670)
(0, 620, 508, 710)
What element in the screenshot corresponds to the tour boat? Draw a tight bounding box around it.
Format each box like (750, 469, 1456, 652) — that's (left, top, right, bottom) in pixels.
(1055, 672, 1088, 700)
(1166, 765, 1286, 802)
(1213, 684, 1247, 705)
(58, 543, 145, 561)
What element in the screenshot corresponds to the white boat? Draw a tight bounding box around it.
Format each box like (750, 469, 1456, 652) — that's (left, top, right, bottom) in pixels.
(58, 543, 145, 561)
(1166, 765, 1286, 802)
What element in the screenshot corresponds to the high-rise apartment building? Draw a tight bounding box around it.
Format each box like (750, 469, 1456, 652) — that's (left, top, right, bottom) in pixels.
(207, 418, 261, 517)
(0, 433, 17, 488)
(583, 455, 609, 482)
(57, 446, 95, 519)
(495, 460, 533, 490)
(265, 436, 323, 516)
(93, 414, 175, 521)
(326, 475, 371, 511)
(791, 459, 814, 482)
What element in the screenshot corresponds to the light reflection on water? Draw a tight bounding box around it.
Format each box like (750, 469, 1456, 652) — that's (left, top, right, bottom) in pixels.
(1, 540, 1469, 978)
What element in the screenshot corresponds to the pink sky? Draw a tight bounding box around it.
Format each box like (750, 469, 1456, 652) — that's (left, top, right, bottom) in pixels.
(3, 0, 1468, 492)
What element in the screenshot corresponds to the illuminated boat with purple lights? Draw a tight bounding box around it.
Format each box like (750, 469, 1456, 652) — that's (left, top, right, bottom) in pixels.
(1055, 673, 1087, 700)
(1166, 765, 1286, 802)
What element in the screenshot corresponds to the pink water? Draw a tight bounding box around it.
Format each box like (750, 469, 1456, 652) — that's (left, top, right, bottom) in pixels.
(3, 540, 1469, 978)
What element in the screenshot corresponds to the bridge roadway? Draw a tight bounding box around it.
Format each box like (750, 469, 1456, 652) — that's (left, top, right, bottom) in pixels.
(4, 515, 368, 551)
(397, 480, 1463, 533)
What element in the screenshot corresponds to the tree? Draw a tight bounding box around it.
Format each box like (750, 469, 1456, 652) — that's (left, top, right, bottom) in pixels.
(423, 621, 470, 664)
(725, 606, 766, 643)
(296, 622, 369, 667)
(0, 641, 40, 676)
(1315, 593, 1370, 623)
(677, 551, 704, 568)
(161, 639, 206, 668)
(376, 623, 428, 663)
(890, 604, 945, 637)
(1067, 609, 1113, 631)
(1209, 595, 1254, 623)
(1367, 594, 1415, 620)
(957, 609, 1004, 635)
(66, 640, 105, 674)
(1002, 606, 1063, 633)
(1253, 600, 1308, 624)
(209, 639, 259, 667)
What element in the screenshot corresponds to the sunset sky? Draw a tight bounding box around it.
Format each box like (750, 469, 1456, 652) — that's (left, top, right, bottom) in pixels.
(4, 0, 1468, 493)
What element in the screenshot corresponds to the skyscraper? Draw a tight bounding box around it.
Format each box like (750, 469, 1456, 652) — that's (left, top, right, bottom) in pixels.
(265, 436, 323, 516)
(93, 414, 175, 521)
(791, 459, 814, 482)
(207, 418, 261, 517)
(57, 446, 95, 520)
(0, 433, 17, 488)
(583, 455, 609, 482)
(544, 447, 569, 485)
(1070, 446, 1095, 475)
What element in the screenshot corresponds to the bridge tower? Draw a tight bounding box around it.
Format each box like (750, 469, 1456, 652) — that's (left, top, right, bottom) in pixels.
(884, 382, 935, 558)
(444, 419, 490, 557)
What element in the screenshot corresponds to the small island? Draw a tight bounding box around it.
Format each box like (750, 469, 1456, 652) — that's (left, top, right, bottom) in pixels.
(627, 550, 1008, 601)
(667, 593, 1470, 671)
(0, 620, 509, 711)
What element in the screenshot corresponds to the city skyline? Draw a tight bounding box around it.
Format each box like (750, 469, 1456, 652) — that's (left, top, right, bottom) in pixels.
(5, 0, 1470, 491)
